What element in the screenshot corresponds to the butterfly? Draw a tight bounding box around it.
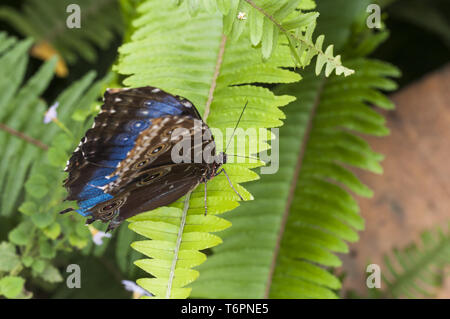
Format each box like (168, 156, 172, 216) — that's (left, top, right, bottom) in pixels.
(60, 86, 243, 231)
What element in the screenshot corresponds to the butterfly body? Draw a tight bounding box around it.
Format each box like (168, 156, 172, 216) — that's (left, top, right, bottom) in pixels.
(62, 87, 227, 231)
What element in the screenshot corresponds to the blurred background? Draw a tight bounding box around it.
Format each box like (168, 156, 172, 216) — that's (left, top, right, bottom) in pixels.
(339, 0, 450, 298)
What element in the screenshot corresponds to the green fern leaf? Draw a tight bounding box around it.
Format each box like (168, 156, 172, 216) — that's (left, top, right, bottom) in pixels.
(177, 0, 355, 76)
(382, 224, 450, 298)
(189, 0, 400, 299)
(0, 33, 116, 291)
(115, 0, 300, 298)
(0, 33, 56, 217)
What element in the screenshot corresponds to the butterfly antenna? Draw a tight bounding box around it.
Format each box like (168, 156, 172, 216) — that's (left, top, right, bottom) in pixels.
(224, 100, 249, 153)
(227, 154, 260, 161)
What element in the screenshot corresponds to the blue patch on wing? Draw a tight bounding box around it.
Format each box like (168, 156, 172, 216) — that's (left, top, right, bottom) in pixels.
(76, 193, 114, 216)
(74, 96, 186, 217)
(78, 175, 118, 200)
(144, 99, 185, 118)
(75, 121, 151, 217)
(126, 120, 150, 133)
(101, 146, 133, 160)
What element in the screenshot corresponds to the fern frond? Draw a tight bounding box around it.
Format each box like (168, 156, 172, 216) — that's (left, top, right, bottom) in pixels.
(189, 1, 400, 298)
(177, 0, 355, 76)
(268, 58, 398, 299)
(0, 33, 56, 217)
(382, 224, 450, 298)
(0, 33, 114, 295)
(0, 0, 123, 70)
(115, 0, 299, 298)
(5, 70, 114, 292)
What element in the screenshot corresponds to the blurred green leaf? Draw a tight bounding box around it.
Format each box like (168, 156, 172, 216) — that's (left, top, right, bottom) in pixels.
(8, 222, 34, 246)
(21, 256, 34, 268)
(24, 174, 49, 199)
(39, 239, 56, 259)
(43, 223, 61, 240)
(31, 211, 55, 229)
(0, 242, 21, 272)
(0, 276, 25, 298)
(40, 264, 63, 283)
(31, 259, 46, 274)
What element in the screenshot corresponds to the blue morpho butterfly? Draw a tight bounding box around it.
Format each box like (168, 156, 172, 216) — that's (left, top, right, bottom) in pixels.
(60, 86, 244, 231)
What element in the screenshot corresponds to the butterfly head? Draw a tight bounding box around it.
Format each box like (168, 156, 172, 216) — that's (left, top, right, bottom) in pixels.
(216, 152, 227, 165)
(207, 152, 226, 179)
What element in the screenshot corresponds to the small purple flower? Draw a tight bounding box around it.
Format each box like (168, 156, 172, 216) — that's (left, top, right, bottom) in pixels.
(92, 231, 111, 245)
(43, 102, 59, 124)
(88, 225, 111, 245)
(122, 280, 153, 298)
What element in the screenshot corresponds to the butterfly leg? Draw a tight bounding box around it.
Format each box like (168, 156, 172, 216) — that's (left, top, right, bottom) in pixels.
(215, 169, 244, 201)
(204, 180, 208, 216)
(59, 207, 74, 214)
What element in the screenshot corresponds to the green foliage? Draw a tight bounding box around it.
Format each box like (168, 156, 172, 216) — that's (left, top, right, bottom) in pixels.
(190, 0, 400, 298)
(0, 32, 114, 298)
(0, 0, 423, 300)
(0, 32, 57, 217)
(381, 224, 450, 298)
(178, 0, 355, 76)
(0, 0, 123, 65)
(268, 57, 398, 299)
(0, 276, 26, 299)
(0, 242, 21, 272)
(116, 220, 142, 278)
(115, 0, 300, 298)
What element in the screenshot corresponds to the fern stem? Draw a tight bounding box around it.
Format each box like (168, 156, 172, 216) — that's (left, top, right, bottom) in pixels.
(166, 32, 226, 298)
(263, 77, 326, 298)
(0, 123, 48, 151)
(167, 192, 191, 298)
(204, 34, 227, 121)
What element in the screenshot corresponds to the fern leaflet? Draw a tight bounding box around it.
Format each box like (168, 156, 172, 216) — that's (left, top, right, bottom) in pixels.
(382, 224, 450, 298)
(115, 0, 300, 298)
(190, 0, 400, 298)
(178, 0, 355, 76)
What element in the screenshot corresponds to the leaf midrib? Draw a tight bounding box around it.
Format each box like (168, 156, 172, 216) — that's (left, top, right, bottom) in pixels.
(166, 32, 227, 298)
(264, 76, 327, 298)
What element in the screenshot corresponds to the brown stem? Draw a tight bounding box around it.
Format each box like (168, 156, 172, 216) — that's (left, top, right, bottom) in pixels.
(169, 34, 227, 298)
(0, 123, 48, 151)
(203, 34, 227, 121)
(263, 78, 326, 298)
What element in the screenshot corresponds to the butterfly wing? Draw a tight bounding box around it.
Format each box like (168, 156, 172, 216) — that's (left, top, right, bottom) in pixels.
(81, 117, 217, 229)
(103, 115, 215, 194)
(87, 163, 207, 230)
(63, 86, 204, 217)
